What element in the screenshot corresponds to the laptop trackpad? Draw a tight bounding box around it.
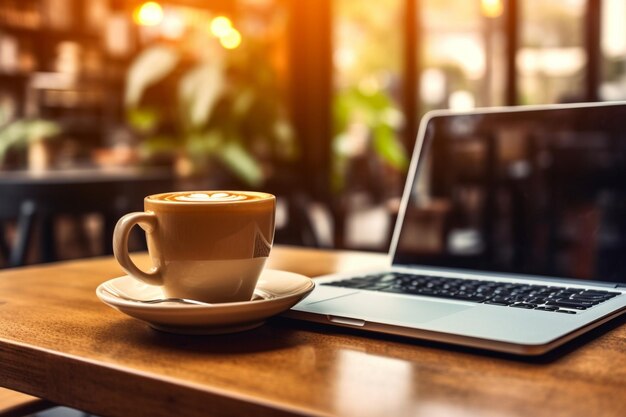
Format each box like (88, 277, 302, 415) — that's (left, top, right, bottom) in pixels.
(305, 292, 473, 325)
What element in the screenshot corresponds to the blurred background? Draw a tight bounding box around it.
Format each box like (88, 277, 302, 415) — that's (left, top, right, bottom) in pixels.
(1, 0, 625, 267)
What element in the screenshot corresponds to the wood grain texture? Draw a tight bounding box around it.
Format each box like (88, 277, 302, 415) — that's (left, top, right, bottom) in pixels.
(0, 246, 624, 417)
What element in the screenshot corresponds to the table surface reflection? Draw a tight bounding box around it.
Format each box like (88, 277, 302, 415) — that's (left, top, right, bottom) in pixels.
(0, 246, 624, 417)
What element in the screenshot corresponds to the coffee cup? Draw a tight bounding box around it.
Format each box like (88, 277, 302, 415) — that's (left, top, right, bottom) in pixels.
(112, 191, 276, 303)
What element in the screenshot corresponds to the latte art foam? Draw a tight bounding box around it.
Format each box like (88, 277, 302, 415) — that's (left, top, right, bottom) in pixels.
(174, 192, 247, 202)
(153, 191, 263, 203)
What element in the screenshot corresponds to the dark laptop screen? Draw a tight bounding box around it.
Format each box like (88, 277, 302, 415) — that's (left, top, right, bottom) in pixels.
(393, 103, 626, 283)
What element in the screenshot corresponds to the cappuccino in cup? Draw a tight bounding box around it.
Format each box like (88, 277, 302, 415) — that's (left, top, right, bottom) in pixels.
(113, 191, 276, 303)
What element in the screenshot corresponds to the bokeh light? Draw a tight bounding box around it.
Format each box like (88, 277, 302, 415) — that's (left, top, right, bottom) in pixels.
(219, 28, 242, 49)
(481, 0, 503, 18)
(134, 2, 164, 26)
(210, 16, 233, 37)
(161, 11, 185, 39)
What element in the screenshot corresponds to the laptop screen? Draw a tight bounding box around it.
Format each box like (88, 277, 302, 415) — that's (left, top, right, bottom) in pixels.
(392, 103, 626, 283)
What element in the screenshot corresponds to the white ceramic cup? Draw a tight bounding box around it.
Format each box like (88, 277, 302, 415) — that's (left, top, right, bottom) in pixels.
(113, 191, 276, 303)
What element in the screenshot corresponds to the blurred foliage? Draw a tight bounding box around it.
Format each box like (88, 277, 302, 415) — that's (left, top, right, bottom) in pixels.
(332, 0, 408, 194)
(125, 41, 296, 187)
(0, 119, 61, 165)
(334, 0, 403, 88)
(331, 86, 408, 193)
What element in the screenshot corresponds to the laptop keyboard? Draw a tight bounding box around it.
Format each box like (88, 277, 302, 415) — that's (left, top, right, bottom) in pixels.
(322, 272, 622, 314)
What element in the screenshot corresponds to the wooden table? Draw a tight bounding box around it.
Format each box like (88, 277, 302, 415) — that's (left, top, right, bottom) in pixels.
(0, 246, 624, 417)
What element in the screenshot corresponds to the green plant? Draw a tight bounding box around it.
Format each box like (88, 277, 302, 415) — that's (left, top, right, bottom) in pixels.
(125, 43, 297, 187)
(331, 85, 409, 193)
(0, 119, 61, 165)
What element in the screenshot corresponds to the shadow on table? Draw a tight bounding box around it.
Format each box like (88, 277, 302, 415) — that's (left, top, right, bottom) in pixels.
(96, 317, 307, 355)
(95, 309, 625, 364)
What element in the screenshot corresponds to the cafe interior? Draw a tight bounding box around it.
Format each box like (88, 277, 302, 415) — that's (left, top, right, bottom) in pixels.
(1, 1, 625, 417)
(2, 0, 626, 263)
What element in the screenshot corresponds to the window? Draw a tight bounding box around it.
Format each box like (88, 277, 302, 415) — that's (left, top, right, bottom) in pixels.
(517, 0, 587, 104)
(600, 0, 626, 100)
(420, 0, 507, 111)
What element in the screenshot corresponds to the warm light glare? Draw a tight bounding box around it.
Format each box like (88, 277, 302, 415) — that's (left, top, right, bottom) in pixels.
(219, 28, 242, 49)
(134, 2, 164, 26)
(162, 12, 185, 39)
(210, 16, 233, 37)
(448, 90, 476, 110)
(481, 0, 503, 18)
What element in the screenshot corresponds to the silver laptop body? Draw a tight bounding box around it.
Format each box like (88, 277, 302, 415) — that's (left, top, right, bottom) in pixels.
(287, 102, 626, 355)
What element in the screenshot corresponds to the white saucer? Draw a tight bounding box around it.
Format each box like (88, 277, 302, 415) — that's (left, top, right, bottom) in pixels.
(96, 269, 315, 335)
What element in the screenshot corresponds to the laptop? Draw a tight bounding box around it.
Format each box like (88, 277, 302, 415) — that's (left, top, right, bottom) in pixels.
(286, 101, 626, 355)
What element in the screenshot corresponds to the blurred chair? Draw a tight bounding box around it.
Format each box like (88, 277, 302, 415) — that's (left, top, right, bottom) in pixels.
(274, 192, 322, 248)
(0, 167, 173, 268)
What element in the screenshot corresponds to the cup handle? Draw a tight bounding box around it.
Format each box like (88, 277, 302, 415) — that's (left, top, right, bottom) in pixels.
(113, 212, 163, 286)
